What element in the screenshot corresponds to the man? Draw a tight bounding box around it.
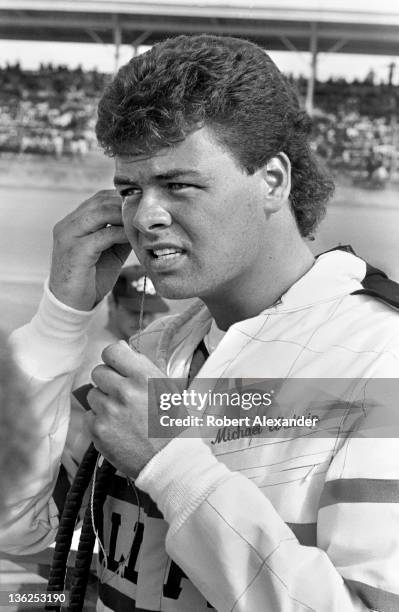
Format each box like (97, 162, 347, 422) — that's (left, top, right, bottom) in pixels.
(72, 264, 168, 389)
(2, 34, 399, 611)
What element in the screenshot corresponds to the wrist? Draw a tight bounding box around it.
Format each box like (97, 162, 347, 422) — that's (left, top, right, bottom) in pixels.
(10, 279, 101, 379)
(48, 276, 96, 312)
(136, 437, 231, 534)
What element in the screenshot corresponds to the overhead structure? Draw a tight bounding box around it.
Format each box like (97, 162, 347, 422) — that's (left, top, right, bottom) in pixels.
(1, 0, 399, 112)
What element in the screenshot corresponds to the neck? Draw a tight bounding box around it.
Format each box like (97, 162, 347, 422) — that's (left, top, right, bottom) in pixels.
(202, 234, 315, 331)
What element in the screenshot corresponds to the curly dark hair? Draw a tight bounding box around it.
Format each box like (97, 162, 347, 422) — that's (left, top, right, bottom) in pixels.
(96, 34, 334, 237)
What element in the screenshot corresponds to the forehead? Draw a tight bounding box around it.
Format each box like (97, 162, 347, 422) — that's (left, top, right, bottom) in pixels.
(114, 127, 233, 181)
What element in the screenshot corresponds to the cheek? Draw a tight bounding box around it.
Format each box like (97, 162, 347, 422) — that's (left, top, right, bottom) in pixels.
(216, 193, 260, 238)
(218, 201, 265, 259)
(122, 204, 139, 244)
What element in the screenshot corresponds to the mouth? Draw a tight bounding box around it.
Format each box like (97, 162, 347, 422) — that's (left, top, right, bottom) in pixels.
(144, 245, 187, 270)
(151, 247, 184, 260)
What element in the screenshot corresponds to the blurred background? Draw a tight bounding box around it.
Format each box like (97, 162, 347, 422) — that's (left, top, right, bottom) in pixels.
(1, 0, 399, 334)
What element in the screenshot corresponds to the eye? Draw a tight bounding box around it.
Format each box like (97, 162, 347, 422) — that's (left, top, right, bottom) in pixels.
(167, 182, 195, 191)
(120, 187, 142, 198)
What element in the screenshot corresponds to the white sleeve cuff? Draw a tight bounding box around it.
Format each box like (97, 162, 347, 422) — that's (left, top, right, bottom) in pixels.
(9, 279, 102, 380)
(135, 437, 233, 535)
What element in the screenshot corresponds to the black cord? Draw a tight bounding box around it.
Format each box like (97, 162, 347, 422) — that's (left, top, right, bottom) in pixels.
(45, 443, 99, 611)
(68, 457, 116, 611)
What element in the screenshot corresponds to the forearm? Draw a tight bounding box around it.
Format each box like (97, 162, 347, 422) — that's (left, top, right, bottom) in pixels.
(136, 439, 373, 612)
(0, 283, 96, 554)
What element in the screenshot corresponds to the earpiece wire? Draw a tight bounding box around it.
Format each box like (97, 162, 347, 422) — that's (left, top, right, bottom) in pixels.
(135, 275, 147, 353)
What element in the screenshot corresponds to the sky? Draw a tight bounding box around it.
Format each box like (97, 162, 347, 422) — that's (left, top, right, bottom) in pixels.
(0, 39, 397, 83)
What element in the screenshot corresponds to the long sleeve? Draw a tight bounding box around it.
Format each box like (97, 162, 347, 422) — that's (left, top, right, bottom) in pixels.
(136, 383, 399, 612)
(0, 282, 96, 554)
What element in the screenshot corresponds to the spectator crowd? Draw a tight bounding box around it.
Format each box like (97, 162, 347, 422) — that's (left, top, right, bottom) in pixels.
(0, 62, 398, 183)
(0, 63, 109, 157)
(300, 77, 398, 183)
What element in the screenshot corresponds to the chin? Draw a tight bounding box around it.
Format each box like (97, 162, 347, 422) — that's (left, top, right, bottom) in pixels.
(153, 278, 202, 300)
(159, 287, 199, 300)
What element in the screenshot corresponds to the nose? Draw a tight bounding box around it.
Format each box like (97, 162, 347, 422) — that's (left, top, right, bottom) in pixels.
(127, 190, 172, 234)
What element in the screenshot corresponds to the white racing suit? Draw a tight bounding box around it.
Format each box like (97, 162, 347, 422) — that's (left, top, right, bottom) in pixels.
(2, 248, 399, 611)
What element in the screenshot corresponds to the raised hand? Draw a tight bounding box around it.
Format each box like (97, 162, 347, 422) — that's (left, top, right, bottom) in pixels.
(49, 190, 132, 311)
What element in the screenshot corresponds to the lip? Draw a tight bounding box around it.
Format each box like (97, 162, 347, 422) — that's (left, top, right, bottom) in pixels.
(141, 242, 188, 272)
(142, 242, 185, 252)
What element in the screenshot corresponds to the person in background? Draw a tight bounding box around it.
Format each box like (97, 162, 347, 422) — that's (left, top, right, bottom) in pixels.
(68, 265, 169, 469)
(72, 264, 169, 390)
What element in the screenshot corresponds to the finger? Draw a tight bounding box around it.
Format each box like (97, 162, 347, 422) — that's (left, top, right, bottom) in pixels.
(75, 189, 121, 215)
(101, 341, 154, 378)
(91, 364, 125, 394)
(73, 204, 124, 237)
(84, 409, 108, 450)
(56, 190, 121, 227)
(58, 191, 123, 237)
(109, 242, 132, 267)
(95, 225, 129, 243)
(95, 242, 133, 289)
(84, 409, 96, 438)
(85, 390, 122, 438)
(81, 226, 130, 260)
(87, 386, 108, 416)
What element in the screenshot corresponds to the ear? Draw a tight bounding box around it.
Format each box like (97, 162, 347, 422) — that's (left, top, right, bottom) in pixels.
(261, 152, 291, 213)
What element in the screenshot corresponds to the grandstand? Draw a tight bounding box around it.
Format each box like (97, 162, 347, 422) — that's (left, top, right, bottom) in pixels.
(0, 1, 398, 174)
(2, 1, 399, 54)
(1, 0, 399, 110)
(1, 72, 399, 181)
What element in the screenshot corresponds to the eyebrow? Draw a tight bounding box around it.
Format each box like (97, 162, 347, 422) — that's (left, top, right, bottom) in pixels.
(113, 169, 203, 186)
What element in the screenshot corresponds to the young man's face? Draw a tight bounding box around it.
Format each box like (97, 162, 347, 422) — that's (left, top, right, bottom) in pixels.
(114, 127, 271, 302)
